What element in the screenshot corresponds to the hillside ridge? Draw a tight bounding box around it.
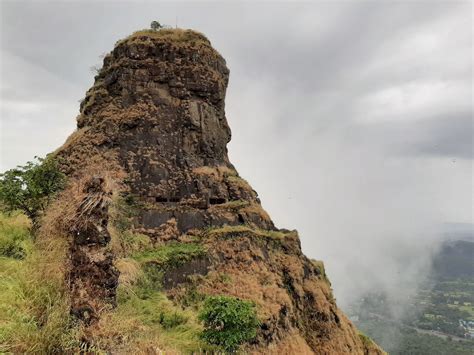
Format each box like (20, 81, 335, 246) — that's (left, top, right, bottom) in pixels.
(45, 28, 385, 353)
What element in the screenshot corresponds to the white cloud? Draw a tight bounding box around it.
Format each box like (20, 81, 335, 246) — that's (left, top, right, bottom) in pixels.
(356, 80, 469, 123)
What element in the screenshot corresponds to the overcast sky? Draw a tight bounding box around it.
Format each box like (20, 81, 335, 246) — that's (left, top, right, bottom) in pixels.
(0, 0, 472, 309)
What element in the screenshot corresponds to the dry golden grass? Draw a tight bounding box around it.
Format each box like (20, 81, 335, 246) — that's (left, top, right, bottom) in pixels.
(40, 164, 124, 238)
(0, 212, 77, 353)
(193, 165, 236, 182)
(54, 127, 88, 155)
(81, 86, 109, 114)
(199, 266, 290, 321)
(222, 199, 249, 208)
(310, 259, 330, 284)
(226, 174, 252, 190)
(0, 163, 129, 352)
(241, 203, 272, 223)
(117, 28, 211, 47)
(250, 330, 314, 355)
(115, 258, 142, 288)
(81, 274, 211, 354)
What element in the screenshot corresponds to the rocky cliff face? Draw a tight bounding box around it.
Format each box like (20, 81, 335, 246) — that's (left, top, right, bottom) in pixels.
(53, 29, 383, 354)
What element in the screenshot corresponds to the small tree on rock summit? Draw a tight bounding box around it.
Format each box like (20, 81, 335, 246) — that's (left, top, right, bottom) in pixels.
(150, 21, 163, 31)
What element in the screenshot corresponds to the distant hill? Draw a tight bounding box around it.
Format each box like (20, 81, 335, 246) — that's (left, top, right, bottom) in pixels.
(349, 234, 474, 354)
(432, 239, 474, 279)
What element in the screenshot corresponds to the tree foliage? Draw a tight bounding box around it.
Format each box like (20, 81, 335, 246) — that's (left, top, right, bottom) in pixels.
(198, 295, 260, 351)
(150, 20, 163, 31)
(0, 157, 66, 228)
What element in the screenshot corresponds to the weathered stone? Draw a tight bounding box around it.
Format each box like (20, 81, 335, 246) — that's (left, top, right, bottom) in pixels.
(56, 31, 270, 233)
(175, 210, 207, 232)
(162, 257, 211, 289)
(69, 177, 118, 324)
(140, 210, 173, 228)
(52, 29, 384, 354)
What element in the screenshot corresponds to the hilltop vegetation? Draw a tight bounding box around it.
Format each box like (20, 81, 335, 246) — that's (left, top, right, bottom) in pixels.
(0, 210, 262, 353)
(0, 159, 261, 353)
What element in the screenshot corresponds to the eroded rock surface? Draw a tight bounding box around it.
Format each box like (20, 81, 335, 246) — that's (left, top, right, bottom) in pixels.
(54, 29, 384, 354)
(58, 31, 273, 236)
(69, 177, 118, 324)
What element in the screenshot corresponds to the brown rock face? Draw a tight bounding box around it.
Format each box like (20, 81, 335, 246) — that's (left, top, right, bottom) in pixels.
(55, 29, 383, 354)
(59, 30, 273, 235)
(69, 176, 118, 324)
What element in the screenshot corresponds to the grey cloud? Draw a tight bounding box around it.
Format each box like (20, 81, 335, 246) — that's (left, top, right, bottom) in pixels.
(342, 111, 473, 160)
(409, 112, 473, 159)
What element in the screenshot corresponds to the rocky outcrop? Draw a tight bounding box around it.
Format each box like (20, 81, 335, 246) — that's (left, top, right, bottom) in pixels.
(54, 29, 384, 354)
(69, 176, 118, 324)
(58, 30, 273, 237)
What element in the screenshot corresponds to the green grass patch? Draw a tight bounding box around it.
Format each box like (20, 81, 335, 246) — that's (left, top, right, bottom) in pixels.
(0, 212, 32, 259)
(94, 265, 216, 353)
(132, 242, 205, 268)
(206, 224, 289, 240)
(130, 242, 206, 292)
(213, 200, 249, 210)
(0, 212, 77, 353)
(358, 332, 374, 347)
(119, 231, 152, 253)
(311, 259, 328, 279)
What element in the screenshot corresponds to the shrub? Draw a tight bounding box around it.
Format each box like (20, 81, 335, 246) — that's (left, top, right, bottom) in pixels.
(150, 20, 163, 31)
(0, 157, 65, 229)
(198, 295, 260, 351)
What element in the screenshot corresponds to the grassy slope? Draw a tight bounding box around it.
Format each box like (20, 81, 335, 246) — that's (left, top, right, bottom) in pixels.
(0, 212, 213, 353)
(0, 212, 75, 353)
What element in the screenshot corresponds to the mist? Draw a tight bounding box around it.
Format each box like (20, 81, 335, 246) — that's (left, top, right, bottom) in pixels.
(1, 0, 472, 320)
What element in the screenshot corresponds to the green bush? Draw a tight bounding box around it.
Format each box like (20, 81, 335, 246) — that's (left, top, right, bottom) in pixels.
(150, 20, 163, 31)
(0, 157, 65, 229)
(198, 295, 260, 351)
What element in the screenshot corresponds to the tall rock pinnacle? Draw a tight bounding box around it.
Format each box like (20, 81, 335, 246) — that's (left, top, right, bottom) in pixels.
(53, 29, 384, 354)
(59, 29, 273, 235)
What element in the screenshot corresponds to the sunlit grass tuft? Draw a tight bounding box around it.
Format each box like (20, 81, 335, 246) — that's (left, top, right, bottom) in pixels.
(0, 212, 78, 353)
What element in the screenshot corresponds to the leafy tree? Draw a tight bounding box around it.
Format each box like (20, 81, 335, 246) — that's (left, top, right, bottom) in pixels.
(198, 295, 260, 351)
(150, 20, 163, 31)
(0, 156, 66, 229)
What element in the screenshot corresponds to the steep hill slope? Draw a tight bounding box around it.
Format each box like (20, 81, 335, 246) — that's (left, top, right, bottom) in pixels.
(26, 28, 383, 354)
